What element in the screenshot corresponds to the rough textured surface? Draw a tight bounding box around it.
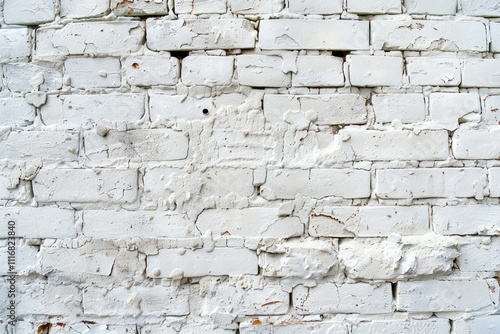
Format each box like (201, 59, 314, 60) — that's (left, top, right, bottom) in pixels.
(1, 1, 500, 333)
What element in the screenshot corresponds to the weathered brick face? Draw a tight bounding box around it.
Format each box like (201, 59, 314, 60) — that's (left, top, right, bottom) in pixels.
(1, 0, 500, 333)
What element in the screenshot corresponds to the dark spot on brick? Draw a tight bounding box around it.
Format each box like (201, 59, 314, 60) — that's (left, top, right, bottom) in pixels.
(38, 323, 52, 334)
(132, 63, 139, 69)
(252, 319, 262, 325)
(202, 108, 209, 115)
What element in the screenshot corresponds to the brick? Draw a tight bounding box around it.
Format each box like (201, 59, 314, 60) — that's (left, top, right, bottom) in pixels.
(60, 0, 110, 18)
(264, 94, 367, 125)
(237, 55, 290, 88)
(371, 20, 487, 51)
(125, 55, 179, 86)
(259, 239, 339, 279)
(0, 245, 37, 275)
(203, 283, 289, 316)
(18, 284, 81, 316)
(485, 95, 500, 125)
(348, 55, 403, 87)
(83, 210, 190, 238)
(462, 59, 500, 87)
(491, 23, 500, 52)
(65, 57, 121, 88)
(459, 0, 500, 16)
(407, 57, 461, 86)
(0, 173, 30, 201)
(0, 131, 79, 161)
(0, 98, 35, 127)
(456, 237, 500, 271)
(339, 237, 458, 280)
(347, 0, 401, 14)
(84, 286, 189, 316)
(397, 280, 499, 312)
(404, 0, 457, 15)
(3, 0, 55, 25)
(39, 248, 115, 276)
(146, 18, 256, 51)
(293, 55, 344, 87)
(453, 316, 500, 334)
(147, 248, 258, 278)
(228, 0, 283, 14)
(36, 22, 145, 59)
(175, 0, 227, 14)
(452, 127, 500, 159)
(241, 322, 346, 334)
(41, 93, 146, 126)
(33, 169, 138, 203)
(182, 56, 234, 86)
(0, 207, 75, 238)
(4, 63, 63, 92)
(197, 208, 303, 238)
(213, 130, 276, 164)
(111, 0, 168, 16)
(83, 129, 189, 163)
(376, 168, 485, 199)
(372, 94, 425, 123)
(0, 28, 31, 61)
(434, 205, 500, 235)
(429, 93, 481, 128)
(489, 168, 500, 197)
(310, 206, 429, 237)
(150, 93, 248, 121)
(293, 283, 392, 315)
(352, 319, 450, 334)
(261, 169, 371, 200)
(340, 129, 449, 161)
(259, 20, 369, 50)
(287, 0, 343, 14)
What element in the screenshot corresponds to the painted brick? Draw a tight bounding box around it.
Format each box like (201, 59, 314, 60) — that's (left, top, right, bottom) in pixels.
(293, 55, 344, 87)
(371, 20, 487, 51)
(17, 284, 81, 317)
(0, 98, 35, 127)
(60, 0, 110, 18)
(0, 207, 76, 238)
(453, 316, 500, 334)
(429, 93, 481, 128)
(407, 57, 461, 86)
(456, 237, 500, 271)
(462, 59, 500, 87)
(3, 0, 55, 25)
(229, 0, 283, 14)
(372, 94, 426, 123)
(287, 0, 343, 14)
(40, 93, 146, 126)
(259, 20, 370, 50)
(263, 94, 367, 125)
(459, 0, 500, 16)
(491, 22, 500, 52)
(83, 210, 190, 238)
(146, 18, 256, 51)
(146, 248, 258, 278)
(0, 131, 79, 161)
(197, 208, 303, 238)
(484, 95, 500, 125)
(182, 56, 234, 86)
(348, 55, 403, 87)
(489, 168, 500, 197)
(397, 280, 499, 312)
(434, 205, 500, 235)
(125, 55, 179, 86)
(293, 283, 392, 315)
(237, 55, 290, 88)
(452, 127, 500, 159)
(376, 168, 485, 199)
(65, 57, 121, 88)
(36, 22, 145, 59)
(404, 0, 457, 15)
(175, 0, 227, 14)
(111, 0, 168, 16)
(261, 169, 371, 200)
(84, 286, 189, 316)
(83, 129, 189, 163)
(0, 28, 31, 62)
(241, 322, 347, 334)
(0, 245, 37, 275)
(347, 0, 401, 14)
(352, 319, 450, 334)
(33, 169, 138, 203)
(39, 248, 115, 276)
(310, 206, 429, 237)
(4, 63, 63, 92)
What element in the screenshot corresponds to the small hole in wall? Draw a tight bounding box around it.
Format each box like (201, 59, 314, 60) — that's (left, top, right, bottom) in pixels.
(331, 50, 350, 59)
(132, 63, 139, 69)
(170, 51, 189, 60)
(202, 108, 209, 115)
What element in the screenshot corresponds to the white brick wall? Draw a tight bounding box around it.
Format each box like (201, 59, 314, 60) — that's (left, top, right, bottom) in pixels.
(2, 0, 500, 332)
